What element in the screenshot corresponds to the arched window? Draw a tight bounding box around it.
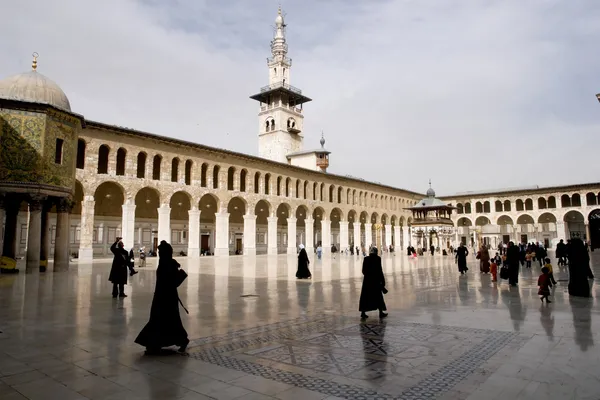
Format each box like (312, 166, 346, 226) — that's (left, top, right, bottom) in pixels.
(303, 181, 308, 200)
(276, 176, 282, 196)
(201, 163, 208, 187)
(456, 203, 464, 214)
(483, 201, 490, 213)
(504, 200, 511, 211)
(116, 148, 126, 176)
(152, 155, 162, 180)
(548, 196, 556, 209)
(475, 202, 483, 213)
(464, 202, 472, 214)
(76, 139, 86, 169)
(227, 167, 235, 191)
(561, 194, 571, 208)
(516, 199, 524, 211)
(495, 200, 503, 212)
(254, 172, 260, 194)
(320, 183, 325, 202)
(586, 192, 597, 206)
(240, 169, 247, 192)
(295, 179, 300, 198)
(184, 160, 192, 185)
(270, 120, 275, 131)
(97, 145, 109, 174)
(572, 193, 581, 207)
(525, 198, 533, 211)
(329, 185, 334, 203)
(137, 152, 146, 178)
(538, 197, 547, 209)
(264, 174, 271, 195)
(213, 165, 220, 189)
(313, 182, 318, 200)
(285, 178, 291, 197)
(338, 187, 343, 204)
(171, 158, 179, 182)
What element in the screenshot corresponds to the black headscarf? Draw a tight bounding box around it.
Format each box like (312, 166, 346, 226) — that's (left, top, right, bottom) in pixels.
(158, 240, 173, 259)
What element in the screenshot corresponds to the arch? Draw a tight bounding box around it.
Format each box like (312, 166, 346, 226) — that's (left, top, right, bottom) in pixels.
(276, 176, 282, 196)
(475, 216, 491, 226)
(295, 179, 300, 198)
(255, 199, 272, 225)
(370, 212, 379, 224)
(456, 203, 464, 214)
(97, 144, 109, 174)
(524, 198, 533, 211)
(115, 147, 127, 176)
(313, 182, 318, 201)
(72, 181, 85, 215)
(285, 177, 291, 197)
(152, 154, 162, 180)
(264, 173, 271, 195)
(330, 207, 343, 230)
(296, 204, 309, 228)
(320, 183, 325, 202)
(407, 216, 413, 227)
(212, 165, 220, 189)
(390, 215, 397, 226)
(456, 217, 472, 227)
(561, 194, 571, 208)
(134, 187, 161, 219)
(254, 171, 261, 194)
(359, 211, 369, 225)
(503, 200, 511, 211)
(495, 200, 503, 212)
(538, 197, 547, 209)
(94, 181, 124, 217)
(586, 192, 597, 206)
(516, 214, 534, 225)
(338, 186, 343, 204)
(76, 139, 86, 169)
(496, 215, 514, 225)
(547, 196, 556, 209)
(303, 181, 308, 200)
(184, 160, 193, 186)
(136, 152, 147, 178)
(381, 213, 388, 225)
(572, 193, 582, 207)
(399, 216, 405, 227)
(483, 201, 490, 213)
(240, 169, 247, 192)
(199, 193, 220, 222)
(329, 185, 334, 203)
(563, 209, 585, 223)
(475, 201, 483, 213)
(538, 212, 557, 224)
(200, 163, 208, 187)
(227, 196, 247, 225)
(464, 202, 471, 214)
(170, 191, 192, 221)
(227, 167, 236, 191)
(515, 199, 524, 211)
(312, 206, 325, 246)
(347, 209, 358, 224)
(170, 157, 179, 182)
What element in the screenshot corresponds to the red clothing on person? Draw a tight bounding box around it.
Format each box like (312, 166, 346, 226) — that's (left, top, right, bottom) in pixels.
(538, 273, 551, 296)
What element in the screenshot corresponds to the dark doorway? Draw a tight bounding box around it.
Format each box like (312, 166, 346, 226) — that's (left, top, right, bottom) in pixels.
(236, 238, 243, 254)
(502, 235, 510, 244)
(201, 235, 210, 254)
(589, 209, 600, 250)
(520, 234, 528, 244)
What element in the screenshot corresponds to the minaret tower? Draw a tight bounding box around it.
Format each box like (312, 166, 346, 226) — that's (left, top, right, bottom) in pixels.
(250, 7, 312, 163)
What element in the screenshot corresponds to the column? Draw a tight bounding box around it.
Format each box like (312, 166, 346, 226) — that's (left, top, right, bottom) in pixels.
(556, 221, 566, 242)
(384, 224, 392, 250)
(26, 197, 44, 272)
(305, 217, 314, 254)
(585, 223, 591, 243)
(473, 230, 478, 248)
(78, 196, 95, 261)
(353, 224, 361, 252)
(394, 226, 401, 250)
(267, 216, 278, 255)
(287, 217, 297, 254)
(321, 219, 331, 253)
(53, 198, 72, 272)
(122, 201, 137, 250)
(0, 196, 19, 272)
(214, 212, 230, 256)
(340, 221, 349, 252)
(454, 231, 459, 247)
(0, 200, 4, 254)
(402, 226, 410, 248)
(40, 202, 50, 272)
(243, 214, 257, 255)
(187, 207, 201, 257)
(513, 225, 519, 243)
(157, 204, 170, 244)
(364, 223, 372, 247)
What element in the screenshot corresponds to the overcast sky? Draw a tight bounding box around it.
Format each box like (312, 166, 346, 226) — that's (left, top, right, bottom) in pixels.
(2, 0, 600, 195)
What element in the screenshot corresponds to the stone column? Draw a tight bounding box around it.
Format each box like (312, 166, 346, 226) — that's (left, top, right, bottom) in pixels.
(384, 224, 392, 249)
(53, 199, 72, 272)
(340, 221, 349, 252)
(473, 230, 478, 248)
(187, 207, 201, 257)
(78, 196, 95, 261)
(214, 212, 230, 256)
(394, 226, 401, 250)
(556, 221, 566, 241)
(305, 217, 314, 254)
(454, 231, 459, 247)
(364, 223, 372, 247)
(287, 217, 297, 254)
(321, 219, 331, 253)
(0, 200, 4, 254)
(1, 197, 19, 261)
(39, 202, 50, 272)
(353, 224, 361, 252)
(243, 214, 257, 255)
(585, 223, 591, 243)
(121, 201, 137, 250)
(267, 216, 278, 255)
(157, 204, 170, 243)
(26, 197, 44, 272)
(402, 226, 410, 248)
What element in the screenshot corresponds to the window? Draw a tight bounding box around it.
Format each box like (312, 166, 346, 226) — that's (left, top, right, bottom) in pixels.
(76, 139, 85, 169)
(201, 163, 208, 187)
(213, 165, 220, 189)
(54, 138, 64, 164)
(171, 158, 179, 182)
(228, 167, 235, 191)
(137, 152, 146, 178)
(116, 148, 126, 176)
(185, 160, 192, 185)
(97, 145, 109, 174)
(240, 169, 247, 192)
(254, 172, 260, 194)
(152, 155, 162, 180)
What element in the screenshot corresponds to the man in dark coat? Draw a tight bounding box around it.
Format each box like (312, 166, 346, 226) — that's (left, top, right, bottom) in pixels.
(295, 244, 311, 279)
(568, 238, 591, 297)
(109, 237, 129, 298)
(556, 239, 567, 266)
(536, 244, 547, 267)
(455, 243, 469, 275)
(430, 244, 435, 256)
(135, 241, 189, 354)
(359, 248, 387, 319)
(506, 241, 520, 286)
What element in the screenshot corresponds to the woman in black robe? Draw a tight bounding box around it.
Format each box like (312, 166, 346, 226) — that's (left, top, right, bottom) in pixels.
(295, 244, 312, 279)
(568, 238, 591, 298)
(359, 248, 387, 319)
(135, 241, 189, 353)
(109, 238, 129, 298)
(455, 244, 469, 275)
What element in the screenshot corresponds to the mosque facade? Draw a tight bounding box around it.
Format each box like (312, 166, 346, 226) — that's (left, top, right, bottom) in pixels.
(0, 10, 599, 271)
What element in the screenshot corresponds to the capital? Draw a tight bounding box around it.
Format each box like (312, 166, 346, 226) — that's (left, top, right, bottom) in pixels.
(56, 198, 74, 213)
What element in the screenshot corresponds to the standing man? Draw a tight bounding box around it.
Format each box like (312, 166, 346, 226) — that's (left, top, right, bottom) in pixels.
(506, 241, 520, 287)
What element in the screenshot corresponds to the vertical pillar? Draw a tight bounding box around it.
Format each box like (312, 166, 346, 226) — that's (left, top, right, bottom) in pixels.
(454, 231, 459, 247)
(157, 204, 170, 244)
(321, 219, 331, 253)
(53, 198, 72, 272)
(394, 226, 401, 250)
(353, 224, 361, 252)
(214, 212, 230, 256)
(0, 196, 20, 272)
(78, 196, 95, 261)
(287, 217, 297, 254)
(585, 223, 591, 243)
(340, 221, 349, 252)
(0, 199, 4, 254)
(40, 202, 50, 272)
(384, 224, 392, 250)
(243, 214, 257, 255)
(556, 221, 566, 242)
(26, 197, 44, 272)
(305, 217, 314, 254)
(121, 201, 136, 250)
(364, 223, 372, 248)
(187, 207, 201, 257)
(402, 226, 410, 248)
(267, 216, 278, 255)
(513, 225, 519, 243)
(473, 230, 478, 248)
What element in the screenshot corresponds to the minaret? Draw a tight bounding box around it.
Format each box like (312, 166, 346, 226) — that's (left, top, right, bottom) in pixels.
(250, 7, 312, 163)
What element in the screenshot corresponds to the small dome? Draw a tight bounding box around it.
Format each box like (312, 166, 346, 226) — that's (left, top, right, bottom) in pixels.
(426, 187, 436, 197)
(275, 7, 284, 27)
(0, 70, 71, 112)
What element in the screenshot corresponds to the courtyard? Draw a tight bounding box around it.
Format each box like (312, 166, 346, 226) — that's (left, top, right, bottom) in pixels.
(0, 252, 598, 400)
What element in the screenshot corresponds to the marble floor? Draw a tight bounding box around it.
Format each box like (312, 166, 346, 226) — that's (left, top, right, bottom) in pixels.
(0, 251, 599, 400)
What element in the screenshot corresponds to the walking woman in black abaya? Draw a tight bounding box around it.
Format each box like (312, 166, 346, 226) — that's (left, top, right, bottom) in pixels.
(359, 248, 388, 319)
(135, 241, 189, 354)
(296, 244, 312, 279)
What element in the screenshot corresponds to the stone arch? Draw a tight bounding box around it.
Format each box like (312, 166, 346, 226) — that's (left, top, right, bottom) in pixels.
(390, 215, 397, 226)
(563, 209, 585, 222)
(456, 217, 472, 226)
(475, 201, 483, 213)
(538, 212, 557, 223)
(586, 192, 597, 206)
(227, 196, 247, 225)
(475, 216, 491, 226)
(303, 181, 309, 200)
(572, 193, 582, 207)
(330, 207, 343, 230)
(399, 216, 405, 227)
(370, 212, 379, 224)
(524, 198, 533, 211)
(516, 214, 535, 225)
(381, 213, 389, 225)
(561, 194, 571, 208)
(503, 200, 511, 211)
(496, 215, 514, 225)
(295, 179, 300, 198)
(135, 187, 161, 219)
(483, 201, 490, 213)
(515, 199, 524, 211)
(495, 200, 503, 212)
(170, 191, 192, 221)
(199, 193, 219, 223)
(547, 196, 557, 208)
(276, 202, 292, 226)
(464, 202, 472, 214)
(320, 183, 325, 202)
(255, 199, 272, 225)
(456, 202, 464, 214)
(94, 181, 125, 217)
(538, 197, 547, 209)
(564, 209, 586, 241)
(347, 188, 352, 204)
(313, 206, 325, 246)
(296, 204, 309, 228)
(227, 166, 236, 190)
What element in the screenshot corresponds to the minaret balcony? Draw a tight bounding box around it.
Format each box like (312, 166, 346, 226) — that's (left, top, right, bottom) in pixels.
(287, 126, 301, 134)
(316, 158, 329, 168)
(260, 81, 302, 95)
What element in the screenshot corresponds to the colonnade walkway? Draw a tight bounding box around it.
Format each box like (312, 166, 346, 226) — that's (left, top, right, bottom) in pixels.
(0, 252, 598, 399)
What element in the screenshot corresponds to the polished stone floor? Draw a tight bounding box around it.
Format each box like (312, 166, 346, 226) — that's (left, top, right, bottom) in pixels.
(0, 251, 598, 400)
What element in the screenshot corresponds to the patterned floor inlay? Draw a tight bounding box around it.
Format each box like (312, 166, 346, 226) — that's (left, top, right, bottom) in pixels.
(187, 315, 518, 399)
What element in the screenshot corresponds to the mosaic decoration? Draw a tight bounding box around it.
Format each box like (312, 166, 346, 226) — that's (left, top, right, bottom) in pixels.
(187, 315, 517, 399)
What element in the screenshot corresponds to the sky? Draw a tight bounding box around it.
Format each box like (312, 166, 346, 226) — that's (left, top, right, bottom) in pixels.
(1, 0, 600, 196)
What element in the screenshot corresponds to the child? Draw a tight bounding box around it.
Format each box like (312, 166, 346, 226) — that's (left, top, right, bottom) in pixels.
(525, 252, 532, 268)
(544, 257, 558, 285)
(493, 252, 502, 266)
(490, 261, 498, 282)
(538, 266, 552, 303)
